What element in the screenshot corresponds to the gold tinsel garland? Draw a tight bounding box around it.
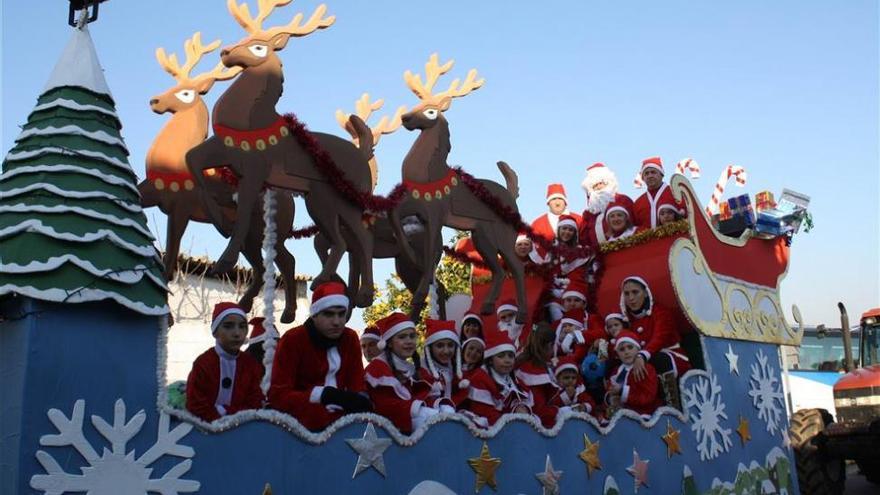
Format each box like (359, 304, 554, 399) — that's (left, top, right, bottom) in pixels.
(599, 219, 690, 254)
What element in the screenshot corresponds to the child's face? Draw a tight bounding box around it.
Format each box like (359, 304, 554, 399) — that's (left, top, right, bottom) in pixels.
(361, 340, 380, 361)
(498, 310, 516, 324)
(463, 341, 485, 365)
(605, 319, 624, 337)
(215, 314, 248, 354)
(560, 322, 577, 336)
(390, 328, 418, 359)
(658, 208, 677, 225)
(557, 369, 578, 388)
(607, 211, 629, 233)
(490, 351, 516, 375)
(616, 342, 638, 365)
(562, 297, 585, 312)
(557, 225, 576, 242)
(430, 339, 456, 366)
(462, 321, 482, 339)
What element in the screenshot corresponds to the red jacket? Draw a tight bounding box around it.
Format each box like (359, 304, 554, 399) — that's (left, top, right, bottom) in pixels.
(633, 184, 684, 229)
(460, 367, 533, 427)
(626, 305, 690, 375)
(580, 193, 634, 249)
(418, 364, 467, 408)
(606, 362, 662, 416)
(531, 211, 583, 245)
(365, 355, 432, 433)
(186, 347, 264, 422)
(268, 323, 366, 431)
(549, 379, 596, 413)
(515, 361, 561, 428)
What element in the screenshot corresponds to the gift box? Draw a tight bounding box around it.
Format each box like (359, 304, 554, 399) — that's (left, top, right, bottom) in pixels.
(777, 189, 811, 234)
(754, 211, 787, 237)
(718, 202, 732, 221)
(718, 215, 748, 237)
(727, 194, 755, 228)
(755, 190, 776, 211)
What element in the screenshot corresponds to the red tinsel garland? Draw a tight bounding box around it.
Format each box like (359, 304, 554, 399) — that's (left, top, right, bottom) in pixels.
(287, 225, 320, 239)
(282, 113, 408, 213)
(441, 245, 553, 279)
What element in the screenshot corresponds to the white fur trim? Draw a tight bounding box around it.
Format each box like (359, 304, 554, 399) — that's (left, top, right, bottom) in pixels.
(462, 337, 485, 349)
(467, 387, 500, 408)
(496, 304, 517, 315)
(557, 218, 577, 230)
(641, 163, 664, 174)
(620, 276, 653, 316)
(546, 193, 567, 203)
(515, 370, 554, 386)
(211, 307, 247, 333)
(379, 320, 415, 348)
(459, 379, 470, 389)
(365, 372, 413, 400)
(605, 205, 630, 218)
(410, 400, 424, 418)
(425, 330, 459, 346)
(310, 294, 349, 316)
(605, 313, 627, 324)
(359, 333, 380, 342)
(561, 288, 586, 301)
(614, 336, 640, 350)
(555, 363, 579, 376)
(484, 343, 516, 359)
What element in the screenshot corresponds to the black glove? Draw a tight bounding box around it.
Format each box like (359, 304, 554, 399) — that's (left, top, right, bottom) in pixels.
(320, 387, 373, 413)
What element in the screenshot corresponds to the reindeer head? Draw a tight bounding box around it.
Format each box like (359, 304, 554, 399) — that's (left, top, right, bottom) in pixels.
(221, 0, 335, 69)
(335, 93, 405, 148)
(401, 54, 484, 131)
(150, 32, 241, 114)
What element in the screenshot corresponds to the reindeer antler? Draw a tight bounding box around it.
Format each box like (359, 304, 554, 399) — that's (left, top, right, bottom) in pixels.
(155, 32, 241, 84)
(404, 53, 484, 109)
(227, 0, 335, 38)
(336, 93, 405, 145)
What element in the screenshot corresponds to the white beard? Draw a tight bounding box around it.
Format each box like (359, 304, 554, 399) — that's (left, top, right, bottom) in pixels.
(585, 189, 614, 215)
(581, 169, 620, 214)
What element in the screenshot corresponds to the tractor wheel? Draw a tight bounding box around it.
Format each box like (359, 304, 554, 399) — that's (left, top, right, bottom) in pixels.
(789, 409, 845, 495)
(856, 460, 880, 485)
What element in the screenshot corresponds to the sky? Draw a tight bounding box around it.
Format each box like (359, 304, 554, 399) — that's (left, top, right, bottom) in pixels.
(2, 1, 878, 327)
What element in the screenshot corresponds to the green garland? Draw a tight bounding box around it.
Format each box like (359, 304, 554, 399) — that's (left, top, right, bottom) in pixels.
(599, 219, 690, 254)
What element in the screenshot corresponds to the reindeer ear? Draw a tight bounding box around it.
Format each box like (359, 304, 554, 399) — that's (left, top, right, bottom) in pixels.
(439, 97, 453, 111)
(270, 33, 291, 51)
(195, 78, 216, 95)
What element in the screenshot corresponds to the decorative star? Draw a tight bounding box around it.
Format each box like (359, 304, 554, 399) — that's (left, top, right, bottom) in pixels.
(626, 449, 650, 493)
(535, 455, 563, 495)
(662, 420, 683, 458)
(725, 343, 740, 375)
(578, 434, 602, 478)
(468, 442, 502, 492)
(346, 423, 393, 478)
(737, 416, 751, 445)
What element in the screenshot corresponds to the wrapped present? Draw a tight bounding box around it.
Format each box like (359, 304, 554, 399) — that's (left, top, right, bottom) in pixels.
(718, 202, 732, 221)
(718, 216, 748, 237)
(777, 189, 811, 233)
(755, 190, 776, 211)
(754, 211, 787, 237)
(727, 194, 755, 228)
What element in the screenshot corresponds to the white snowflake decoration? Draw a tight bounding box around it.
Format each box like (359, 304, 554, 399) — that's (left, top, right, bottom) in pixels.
(682, 373, 733, 461)
(748, 349, 785, 435)
(30, 399, 199, 494)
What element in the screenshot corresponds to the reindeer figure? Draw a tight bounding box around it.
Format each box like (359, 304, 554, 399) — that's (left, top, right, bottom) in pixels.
(139, 32, 299, 322)
(185, 0, 377, 307)
(392, 54, 527, 322)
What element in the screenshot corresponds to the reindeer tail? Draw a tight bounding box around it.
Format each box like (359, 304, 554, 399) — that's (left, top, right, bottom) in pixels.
(348, 115, 375, 161)
(497, 161, 519, 200)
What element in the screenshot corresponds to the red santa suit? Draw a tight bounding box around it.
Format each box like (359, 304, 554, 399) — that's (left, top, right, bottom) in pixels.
(579, 163, 634, 249)
(530, 183, 582, 244)
(554, 310, 589, 363)
(549, 357, 596, 414)
(515, 361, 561, 428)
(605, 331, 663, 416)
(419, 319, 468, 409)
(632, 157, 686, 229)
(620, 276, 691, 377)
(186, 345, 264, 422)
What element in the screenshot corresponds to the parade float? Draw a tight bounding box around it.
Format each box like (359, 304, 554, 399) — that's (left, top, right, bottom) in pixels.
(1, 2, 809, 494)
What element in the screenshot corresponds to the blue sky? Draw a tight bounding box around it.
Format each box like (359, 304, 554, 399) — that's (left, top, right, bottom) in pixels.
(3, 1, 878, 327)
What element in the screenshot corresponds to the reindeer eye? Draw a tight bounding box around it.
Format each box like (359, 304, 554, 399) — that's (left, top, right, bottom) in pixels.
(174, 90, 195, 104)
(423, 108, 439, 120)
(248, 45, 268, 57)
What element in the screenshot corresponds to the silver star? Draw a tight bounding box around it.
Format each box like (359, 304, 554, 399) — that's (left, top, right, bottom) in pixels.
(725, 343, 740, 375)
(346, 423, 392, 478)
(535, 454, 563, 495)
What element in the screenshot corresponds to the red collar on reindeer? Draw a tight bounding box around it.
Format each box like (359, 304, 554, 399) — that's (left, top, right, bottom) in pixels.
(213, 116, 290, 152)
(404, 169, 460, 201)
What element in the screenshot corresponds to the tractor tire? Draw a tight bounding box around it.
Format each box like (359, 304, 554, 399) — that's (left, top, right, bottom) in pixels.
(789, 409, 845, 495)
(856, 460, 880, 485)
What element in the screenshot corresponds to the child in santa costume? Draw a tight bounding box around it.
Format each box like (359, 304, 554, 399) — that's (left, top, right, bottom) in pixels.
(579, 162, 634, 250)
(245, 316, 268, 369)
(459, 328, 533, 428)
(360, 325, 382, 362)
(657, 202, 684, 226)
(542, 214, 592, 321)
(604, 200, 639, 242)
(605, 330, 663, 418)
(461, 337, 486, 379)
(419, 319, 468, 411)
(620, 276, 691, 409)
(550, 356, 596, 414)
(459, 309, 484, 340)
(365, 313, 439, 433)
(268, 282, 372, 431)
(515, 323, 563, 428)
(530, 183, 582, 244)
(186, 302, 264, 422)
(633, 156, 686, 229)
(496, 299, 524, 349)
(554, 309, 589, 363)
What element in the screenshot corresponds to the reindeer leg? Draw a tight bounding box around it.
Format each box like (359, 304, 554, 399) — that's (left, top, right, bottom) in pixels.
(238, 230, 265, 314)
(342, 216, 375, 308)
(215, 162, 269, 274)
(409, 221, 441, 322)
(497, 232, 528, 324)
(162, 203, 190, 282)
(275, 193, 298, 323)
(185, 139, 231, 235)
(304, 188, 346, 289)
(471, 227, 506, 316)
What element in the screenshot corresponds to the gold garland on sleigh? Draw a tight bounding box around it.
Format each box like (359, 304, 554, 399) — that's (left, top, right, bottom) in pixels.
(598, 219, 689, 254)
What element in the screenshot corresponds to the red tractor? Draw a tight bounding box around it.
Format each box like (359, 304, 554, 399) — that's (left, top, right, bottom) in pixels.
(790, 304, 880, 494)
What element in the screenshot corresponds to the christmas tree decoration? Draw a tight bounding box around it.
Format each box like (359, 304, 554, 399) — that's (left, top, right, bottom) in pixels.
(346, 423, 393, 478)
(578, 433, 602, 478)
(626, 449, 650, 493)
(748, 349, 785, 435)
(603, 476, 620, 495)
(468, 442, 501, 492)
(680, 465, 698, 495)
(535, 455, 563, 495)
(662, 420, 683, 458)
(736, 416, 752, 445)
(262, 483, 272, 495)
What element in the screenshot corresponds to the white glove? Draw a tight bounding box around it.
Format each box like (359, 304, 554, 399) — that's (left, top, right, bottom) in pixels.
(412, 405, 441, 430)
(439, 404, 456, 415)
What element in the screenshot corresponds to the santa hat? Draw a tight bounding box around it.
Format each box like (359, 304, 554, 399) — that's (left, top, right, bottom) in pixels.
(605, 198, 633, 220)
(483, 328, 516, 359)
(554, 355, 580, 377)
(462, 336, 486, 351)
(423, 319, 464, 383)
(604, 313, 628, 325)
(546, 183, 567, 204)
(496, 298, 518, 316)
(360, 325, 380, 343)
(211, 302, 247, 334)
(641, 156, 663, 175)
(620, 276, 654, 317)
(374, 312, 415, 350)
(557, 214, 578, 231)
(247, 317, 267, 344)
(309, 281, 349, 316)
(657, 200, 684, 216)
(613, 329, 643, 351)
(556, 309, 586, 352)
(562, 280, 588, 302)
(515, 232, 530, 243)
(587, 162, 607, 173)
(460, 309, 483, 329)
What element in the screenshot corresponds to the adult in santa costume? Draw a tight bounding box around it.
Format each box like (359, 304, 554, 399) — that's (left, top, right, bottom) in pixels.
(632, 156, 686, 229)
(549, 356, 596, 414)
(530, 183, 582, 244)
(579, 162, 634, 249)
(604, 199, 639, 242)
(365, 313, 439, 433)
(605, 329, 663, 417)
(186, 302, 264, 422)
(620, 276, 691, 409)
(514, 323, 562, 428)
(268, 282, 372, 431)
(419, 319, 468, 410)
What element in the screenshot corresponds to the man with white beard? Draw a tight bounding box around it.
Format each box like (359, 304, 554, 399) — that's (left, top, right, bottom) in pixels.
(579, 163, 634, 249)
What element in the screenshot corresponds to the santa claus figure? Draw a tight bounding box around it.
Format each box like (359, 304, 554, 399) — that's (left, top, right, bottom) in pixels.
(579, 163, 634, 248)
(632, 156, 685, 229)
(530, 183, 582, 244)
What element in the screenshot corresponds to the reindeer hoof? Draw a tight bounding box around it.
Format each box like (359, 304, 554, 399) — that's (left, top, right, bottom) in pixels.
(280, 306, 297, 324)
(238, 296, 255, 313)
(211, 257, 235, 275)
(354, 288, 373, 308)
(480, 301, 495, 315)
(516, 309, 528, 324)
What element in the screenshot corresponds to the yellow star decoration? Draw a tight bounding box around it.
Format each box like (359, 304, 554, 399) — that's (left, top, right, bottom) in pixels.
(737, 416, 752, 445)
(662, 420, 683, 458)
(468, 442, 502, 492)
(578, 434, 602, 478)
